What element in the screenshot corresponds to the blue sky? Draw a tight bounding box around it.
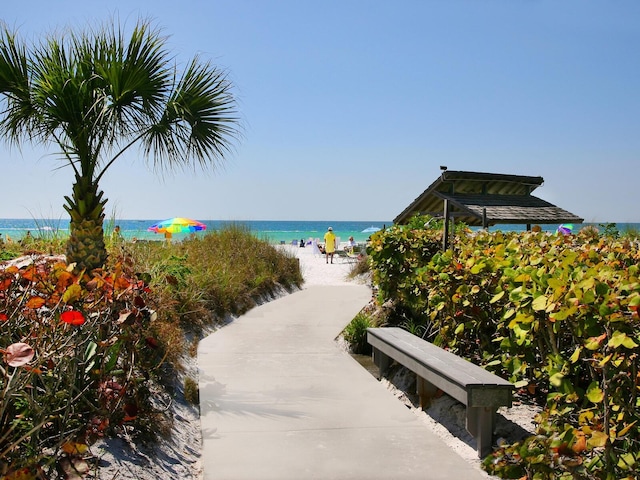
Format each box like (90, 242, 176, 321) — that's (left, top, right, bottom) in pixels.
(1, 1, 638, 222)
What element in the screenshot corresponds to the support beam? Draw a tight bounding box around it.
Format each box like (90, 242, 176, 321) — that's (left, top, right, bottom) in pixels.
(443, 199, 450, 250)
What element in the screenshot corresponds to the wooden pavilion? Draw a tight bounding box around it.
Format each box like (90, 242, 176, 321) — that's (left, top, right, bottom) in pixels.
(393, 169, 584, 248)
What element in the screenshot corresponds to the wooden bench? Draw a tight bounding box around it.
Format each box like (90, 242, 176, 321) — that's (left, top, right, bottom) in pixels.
(367, 327, 514, 457)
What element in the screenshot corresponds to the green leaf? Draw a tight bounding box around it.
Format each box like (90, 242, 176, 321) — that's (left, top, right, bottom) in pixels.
(584, 333, 606, 350)
(599, 303, 613, 316)
(588, 430, 608, 448)
(62, 283, 82, 303)
(104, 341, 122, 373)
(583, 289, 596, 304)
(532, 295, 548, 311)
(550, 372, 565, 387)
(470, 263, 484, 274)
(586, 382, 604, 403)
(608, 331, 639, 349)
(595, 282, 610, 296)
(490, 290, 505, 304)
(569, 346, 582, 363)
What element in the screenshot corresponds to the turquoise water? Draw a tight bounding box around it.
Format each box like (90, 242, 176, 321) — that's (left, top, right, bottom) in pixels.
(0, 219, 391, 244)
(0, 219, 637, 245)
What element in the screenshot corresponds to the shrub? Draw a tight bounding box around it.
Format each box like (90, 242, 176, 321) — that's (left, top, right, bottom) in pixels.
(368, 220, 640, 479)
(347, 255, 370, 278)
(183, 377, 199, 405)
(0, 257, 162, 475)
(343, 313, 374, 355)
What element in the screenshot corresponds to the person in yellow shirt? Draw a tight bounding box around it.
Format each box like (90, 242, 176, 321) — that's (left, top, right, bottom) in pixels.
(323, 227, 336, 264)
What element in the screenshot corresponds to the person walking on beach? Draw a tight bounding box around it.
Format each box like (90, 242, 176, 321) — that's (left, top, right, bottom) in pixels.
(324, 227, 336, 264)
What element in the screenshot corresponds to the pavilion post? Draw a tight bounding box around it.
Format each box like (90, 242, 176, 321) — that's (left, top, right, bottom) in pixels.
(443, 199, 450, 250)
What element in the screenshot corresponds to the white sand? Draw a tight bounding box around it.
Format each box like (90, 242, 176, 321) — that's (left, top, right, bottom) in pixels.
(278, 243, 366, 287)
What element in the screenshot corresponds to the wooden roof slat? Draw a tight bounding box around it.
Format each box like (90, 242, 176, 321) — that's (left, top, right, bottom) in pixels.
(394, 170, 583, 226)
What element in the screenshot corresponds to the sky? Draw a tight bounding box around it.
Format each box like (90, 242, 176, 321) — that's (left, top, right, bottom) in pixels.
(0, 1, 638, 222)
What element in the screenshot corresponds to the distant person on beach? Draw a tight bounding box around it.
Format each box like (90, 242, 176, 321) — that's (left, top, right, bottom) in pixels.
(164, 231, 172, 243)
(323, 227, 336, 264)
(299, 238, 305, 247)
(345, 236, 356, 252)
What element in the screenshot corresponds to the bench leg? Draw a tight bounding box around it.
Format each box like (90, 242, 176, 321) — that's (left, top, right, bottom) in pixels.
(372, 348, 391, 377)
(416, 376, 438, 409)
(467, 406, 496, 458)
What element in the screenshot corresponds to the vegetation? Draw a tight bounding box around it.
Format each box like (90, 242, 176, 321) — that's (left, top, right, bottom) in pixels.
(367, 216, 640, 479)
(343, 312, 374, 355)
(0, 226, 301, 477)
(0, 18, 239, 272)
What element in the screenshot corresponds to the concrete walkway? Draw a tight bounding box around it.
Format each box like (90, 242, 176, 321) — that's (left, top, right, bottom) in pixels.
(198, 285, 487, 479)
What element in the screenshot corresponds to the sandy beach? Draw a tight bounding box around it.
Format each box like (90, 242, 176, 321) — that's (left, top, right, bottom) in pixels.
(280, 243, 367, 287)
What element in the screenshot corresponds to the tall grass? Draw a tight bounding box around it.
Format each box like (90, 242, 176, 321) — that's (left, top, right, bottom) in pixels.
(127, 223, 303, 335)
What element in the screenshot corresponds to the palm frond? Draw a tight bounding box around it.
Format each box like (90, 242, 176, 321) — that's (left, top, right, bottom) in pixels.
(142, 56, 240, 172)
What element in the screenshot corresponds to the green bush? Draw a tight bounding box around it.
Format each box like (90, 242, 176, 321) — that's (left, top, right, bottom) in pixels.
(367, 218, 640, 479)
(0, 257, 161, 475)
(343, 313, 374, 355)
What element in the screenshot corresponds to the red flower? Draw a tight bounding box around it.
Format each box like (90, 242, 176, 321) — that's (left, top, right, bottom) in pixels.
(0, 313, 8, 322)
(61, 310, 85, 326)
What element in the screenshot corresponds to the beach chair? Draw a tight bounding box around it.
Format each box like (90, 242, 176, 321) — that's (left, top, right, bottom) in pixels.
(337, 244, 364, 263)
(335, 249, 352, 263)
(347, 244, 366, 262)
(311, 239, 323, 256)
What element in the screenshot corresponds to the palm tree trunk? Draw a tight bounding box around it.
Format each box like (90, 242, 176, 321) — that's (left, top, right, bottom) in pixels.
(64, 174, 108, 272)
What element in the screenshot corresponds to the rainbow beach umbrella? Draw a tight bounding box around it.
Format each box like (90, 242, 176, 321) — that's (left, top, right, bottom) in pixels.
(557, 224, 574, 235)
(148, 217, 207, 234)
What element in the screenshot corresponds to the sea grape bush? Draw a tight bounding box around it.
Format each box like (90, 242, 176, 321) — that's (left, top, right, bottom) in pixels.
(0, 256, 163, 478)
(367, 221, 640, 479)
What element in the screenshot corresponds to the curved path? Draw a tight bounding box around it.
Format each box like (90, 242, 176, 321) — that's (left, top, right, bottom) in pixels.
(198, 279, 487, 479)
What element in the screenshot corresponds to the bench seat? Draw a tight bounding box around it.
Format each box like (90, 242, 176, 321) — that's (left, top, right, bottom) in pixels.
(367, 327, 513, 457)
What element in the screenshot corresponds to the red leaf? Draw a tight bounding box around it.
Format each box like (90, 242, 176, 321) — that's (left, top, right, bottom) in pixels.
(0, 278, 12, 291)
(123, 403, 138, 419)
(0, 313, 8, 322)
(114, 276, 131, 290)
(5, 342, 35, 367)
(61, 310, 85, 326)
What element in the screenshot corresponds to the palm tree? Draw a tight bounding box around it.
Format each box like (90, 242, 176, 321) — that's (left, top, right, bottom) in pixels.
(0, 19, 239, 272)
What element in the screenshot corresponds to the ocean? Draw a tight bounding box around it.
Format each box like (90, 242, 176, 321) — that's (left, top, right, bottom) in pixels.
(0, 219, 392, 245)
(0, 219, 638, 245)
